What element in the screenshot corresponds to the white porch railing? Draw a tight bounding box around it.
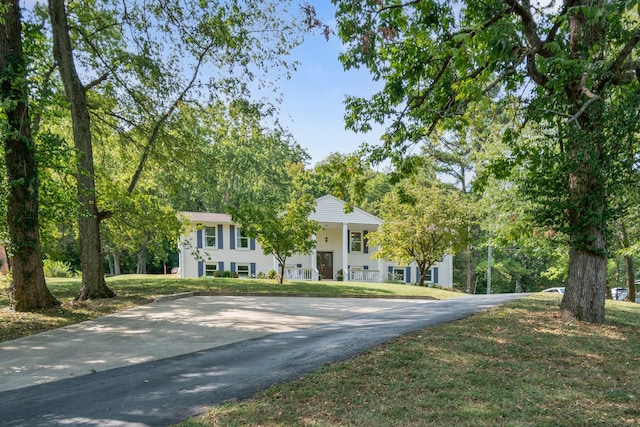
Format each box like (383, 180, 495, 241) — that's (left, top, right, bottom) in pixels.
(284, 267, 314, 281)
(348, 269, 380, 283)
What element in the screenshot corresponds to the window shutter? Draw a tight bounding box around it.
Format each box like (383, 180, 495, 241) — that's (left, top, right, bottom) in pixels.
(231, 262, 236, 272)
(197, 229, 203, 248)
(250, 238, 256, 250)
(198, 261, 203, 277)
(347, 229, 350, 253)
(250, 263, 256, 275)
(433, 267, 439, 284)
(218, 261, 224, 272)
(230, 225, 236, 249)
(363, 230, 368, 254)
(217, 225, 223, 249)
(416, 267, 420, 283)
(406, 267, 411, 284)
(388, 266, 393, 280)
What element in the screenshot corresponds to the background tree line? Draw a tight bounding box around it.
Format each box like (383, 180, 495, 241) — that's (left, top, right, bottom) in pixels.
(2, 1, 639, 325)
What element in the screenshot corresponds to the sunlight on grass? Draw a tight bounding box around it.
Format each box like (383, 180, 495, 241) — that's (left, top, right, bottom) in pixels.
(179, 295, 640, 427)
(0, 275, 460, 342)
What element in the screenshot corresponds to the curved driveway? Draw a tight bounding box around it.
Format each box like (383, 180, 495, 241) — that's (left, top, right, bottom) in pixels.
(0, 293, 528, 426)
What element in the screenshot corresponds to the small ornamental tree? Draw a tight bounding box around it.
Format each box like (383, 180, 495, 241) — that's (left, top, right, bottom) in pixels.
(368, 183, 469, 286)
(233, 193, 320, 284)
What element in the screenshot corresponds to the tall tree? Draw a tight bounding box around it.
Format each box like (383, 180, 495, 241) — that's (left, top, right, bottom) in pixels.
(48, 0, 114, 299)
(333, 0, 640, 323)
(1, 0, 59, 310)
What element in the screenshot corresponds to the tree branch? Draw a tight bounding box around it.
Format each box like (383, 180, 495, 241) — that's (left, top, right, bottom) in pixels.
(596, 27, 640, 92)
(126, 44, 212, 195)
(84, 71, 109, 92)
(568, 73, 602, 128)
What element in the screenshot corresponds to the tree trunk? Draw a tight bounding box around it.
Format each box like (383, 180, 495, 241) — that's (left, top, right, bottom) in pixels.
(1, 0, 59, 311)
(136, 243, 148, 274)
(620, 222, 635, 302)
(466, 242, 472, 293)
(418, 262, 427, 286)
(113, 250, 121, 276)
(278, 257, 286, 284)
(48, 0, 114, 300)
(559, 1, 607, 323)
(561, 247, 607, 322)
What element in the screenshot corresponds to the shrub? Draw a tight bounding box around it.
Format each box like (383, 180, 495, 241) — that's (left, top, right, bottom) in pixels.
(257, 272, 267, 279)
(43, 259, 77, 278)
(268, 269, 277, 279)
(221, 270, 232, 278)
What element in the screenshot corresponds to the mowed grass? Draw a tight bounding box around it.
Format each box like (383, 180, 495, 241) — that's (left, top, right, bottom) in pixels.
(0, 275, 459, 343)
(179, 294, 640, 427)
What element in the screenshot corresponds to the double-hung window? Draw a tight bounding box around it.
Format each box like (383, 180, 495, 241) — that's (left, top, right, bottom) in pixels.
(236, 228, 249, 249)
(425, 269, 433, 282)
(393, 268, 404, 282)
(350, 231, 362, 252)
(205, 264, 217, 277)
(204, 226, 216, 247)
(237, 264, 250, 278)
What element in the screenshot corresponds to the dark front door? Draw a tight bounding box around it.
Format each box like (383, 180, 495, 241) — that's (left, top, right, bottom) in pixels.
(317, 252, 334, 280)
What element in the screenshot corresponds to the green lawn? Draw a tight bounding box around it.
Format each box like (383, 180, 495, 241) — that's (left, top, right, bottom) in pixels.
(3, 276, 638, 426)
(177, 294, 640, 427)
(0, 275, 460, 343)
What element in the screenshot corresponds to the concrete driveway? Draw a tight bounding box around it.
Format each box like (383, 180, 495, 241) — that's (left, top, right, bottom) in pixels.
(0, 295, 437, 392)
(0, 293, 529, 426)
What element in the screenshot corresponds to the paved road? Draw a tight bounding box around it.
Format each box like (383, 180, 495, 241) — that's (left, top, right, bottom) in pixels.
(0, 294, 528, 426)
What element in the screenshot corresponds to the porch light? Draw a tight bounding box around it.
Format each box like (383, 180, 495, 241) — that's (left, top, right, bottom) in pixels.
(324, 226, 329, 243)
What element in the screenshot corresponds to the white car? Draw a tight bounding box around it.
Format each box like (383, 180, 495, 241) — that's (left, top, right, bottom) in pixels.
(611, 288, 628, 301)
(542, 287, 565, 294)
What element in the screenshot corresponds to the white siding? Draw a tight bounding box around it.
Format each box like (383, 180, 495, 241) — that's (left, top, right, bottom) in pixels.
(178, 195, 454, 287)
(310, 195, 382, 226)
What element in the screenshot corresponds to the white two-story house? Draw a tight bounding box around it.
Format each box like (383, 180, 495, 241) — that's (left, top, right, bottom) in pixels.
(178, 195, 453, 286)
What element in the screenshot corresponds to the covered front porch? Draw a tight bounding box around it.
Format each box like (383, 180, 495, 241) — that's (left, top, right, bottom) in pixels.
(283, 223, 383, 282)
(282, 195, 384, 282)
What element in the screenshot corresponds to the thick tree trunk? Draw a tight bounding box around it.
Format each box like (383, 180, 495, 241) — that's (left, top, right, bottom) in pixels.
(561, 247, 607, 323)
(559, 1, 607, 323)
(48, 0, 114, 300)
(1, 0, 59, 311)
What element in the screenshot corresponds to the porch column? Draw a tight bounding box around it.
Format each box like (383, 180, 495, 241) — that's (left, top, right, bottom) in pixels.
(377, 258, 384, 283)
(311, 234, 318, 281)
(342, 222, 349, 281)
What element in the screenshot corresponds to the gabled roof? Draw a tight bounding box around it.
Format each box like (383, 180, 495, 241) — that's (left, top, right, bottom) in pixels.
(310, 195, 382, 225)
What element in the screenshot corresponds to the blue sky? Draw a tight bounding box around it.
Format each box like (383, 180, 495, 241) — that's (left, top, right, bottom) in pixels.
(276, 3, 384, 167)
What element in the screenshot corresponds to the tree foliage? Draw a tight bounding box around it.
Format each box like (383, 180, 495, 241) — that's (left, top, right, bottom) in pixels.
(333, 0, 640, 322)
(368, 182, 469, 286)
